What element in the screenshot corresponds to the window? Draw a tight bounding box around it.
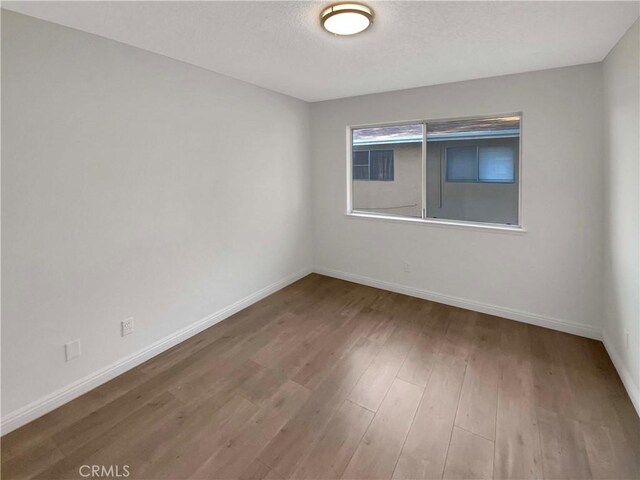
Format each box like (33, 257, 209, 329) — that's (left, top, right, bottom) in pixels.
(353, 151, 370, 180)
(478, 146, 515, 183)
(445, 145, 516, 183)
(352, 150, 394, 181)
(446, 146, 478, 182)
(351, 124, 423, 218)
(350, 114, 521, 226)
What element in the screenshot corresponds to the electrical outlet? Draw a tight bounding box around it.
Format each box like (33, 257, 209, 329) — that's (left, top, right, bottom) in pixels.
(121, 318, 134, 337)
(403, 261, 411, 273)
(65, 339, 81, 362)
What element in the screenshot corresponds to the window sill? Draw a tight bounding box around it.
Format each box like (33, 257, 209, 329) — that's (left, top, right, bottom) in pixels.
(346, 212, 527, 234)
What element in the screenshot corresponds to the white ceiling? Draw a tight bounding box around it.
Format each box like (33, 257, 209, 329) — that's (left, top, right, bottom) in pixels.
(3, 1, 639, 102)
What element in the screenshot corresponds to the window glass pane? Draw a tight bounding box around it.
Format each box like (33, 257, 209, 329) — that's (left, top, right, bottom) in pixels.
(426, 115, 520, 225)
(353, 165, 369, 180)
(369, 150, 394, 181)
(353, 151, 369, 166)
(446, 146, 477, 182)
(479, 146, 514, 182)
(352, 124, 423, 218)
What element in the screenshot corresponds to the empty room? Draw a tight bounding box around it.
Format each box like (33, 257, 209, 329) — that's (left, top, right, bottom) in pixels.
(1, 1, 639, 479)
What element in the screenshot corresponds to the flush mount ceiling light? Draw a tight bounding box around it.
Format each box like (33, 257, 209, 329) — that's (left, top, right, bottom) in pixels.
(321, 3, 374, 36)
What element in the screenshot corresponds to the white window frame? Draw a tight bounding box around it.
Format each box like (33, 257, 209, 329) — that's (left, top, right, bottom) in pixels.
(346, 112, 525, 233)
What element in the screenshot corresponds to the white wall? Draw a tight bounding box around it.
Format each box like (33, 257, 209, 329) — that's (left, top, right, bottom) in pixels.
(311, 64, 604, 339)
(1, 11, 312, 425)
(602, 19, 640, 411)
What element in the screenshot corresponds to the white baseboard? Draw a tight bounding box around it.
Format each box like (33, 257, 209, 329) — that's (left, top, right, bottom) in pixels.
(314, 266, 602, 340)
(603, 332, 640, 416)
(1, 267, 313, 435)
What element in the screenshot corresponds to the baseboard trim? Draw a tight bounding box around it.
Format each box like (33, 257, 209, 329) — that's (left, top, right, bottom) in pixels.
(314, 266, 602, 341)
(603, 332, 640, 416)
(1, 267, 313, 435)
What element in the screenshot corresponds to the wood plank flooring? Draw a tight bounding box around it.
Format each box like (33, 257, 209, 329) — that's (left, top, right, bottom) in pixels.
(2, 274, 638, 480)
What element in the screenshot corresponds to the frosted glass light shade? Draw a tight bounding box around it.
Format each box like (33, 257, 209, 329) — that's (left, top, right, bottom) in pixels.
(321, 4, 373, 35)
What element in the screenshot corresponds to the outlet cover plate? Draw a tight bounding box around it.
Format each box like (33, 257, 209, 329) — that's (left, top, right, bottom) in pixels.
(121, 318, 134, 337)
(65, 340, 81, 361)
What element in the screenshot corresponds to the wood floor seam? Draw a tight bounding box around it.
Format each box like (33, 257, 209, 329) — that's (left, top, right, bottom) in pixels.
(344, 398, 377, 414)
(439, 359, 470, 480)
(389, 382, 426, 480)
(451, 424, 496, 445)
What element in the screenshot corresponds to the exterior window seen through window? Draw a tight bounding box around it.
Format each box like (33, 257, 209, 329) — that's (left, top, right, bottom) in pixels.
(352, 150, 394, 181)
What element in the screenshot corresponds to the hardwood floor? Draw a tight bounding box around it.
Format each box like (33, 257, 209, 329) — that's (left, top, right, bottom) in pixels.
(2, 274, 638, 480)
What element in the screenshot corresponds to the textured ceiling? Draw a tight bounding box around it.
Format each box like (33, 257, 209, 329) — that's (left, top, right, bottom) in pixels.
(3, 1, 639, 102)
